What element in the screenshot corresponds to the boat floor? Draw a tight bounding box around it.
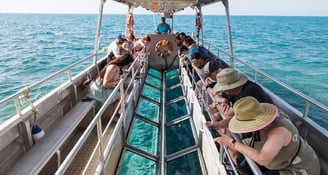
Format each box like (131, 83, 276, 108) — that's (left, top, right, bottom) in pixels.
(62, 118, 116, 174)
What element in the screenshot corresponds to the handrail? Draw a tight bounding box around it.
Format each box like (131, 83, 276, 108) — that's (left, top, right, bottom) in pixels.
(0, 52, 97, 136)
(55, 48, 148, 174)
(200, 41, 328, 174)
(208, 44, 328, 115)
(0, 53, 95, 106)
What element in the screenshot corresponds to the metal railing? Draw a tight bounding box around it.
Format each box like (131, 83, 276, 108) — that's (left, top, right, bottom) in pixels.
(55, 49, 148, 174)
(212, 45, 328, 118)
(0, 53, 97, 136)
(0, 53, 95, 107)
(200, 41, 328, 174)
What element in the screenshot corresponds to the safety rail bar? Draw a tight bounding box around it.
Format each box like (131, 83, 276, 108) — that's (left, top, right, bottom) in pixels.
(0, 52, 99, 137)
(0, 53, 95, 106)
(210, 44, 328, 117)
(55, 49, 148, 174)
(183, 57, 263, 175)
(203, 41, 328, 174)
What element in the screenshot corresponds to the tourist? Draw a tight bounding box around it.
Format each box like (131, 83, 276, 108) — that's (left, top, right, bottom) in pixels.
(214, 96, 320, 175)
(106, 33, 126, 62)
(207, 68, 273, 129)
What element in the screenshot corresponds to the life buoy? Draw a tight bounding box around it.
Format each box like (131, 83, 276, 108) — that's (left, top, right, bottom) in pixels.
(196, 12, 202, 31)
(154, 40, 173, 58)
(127, 13, 134, 34)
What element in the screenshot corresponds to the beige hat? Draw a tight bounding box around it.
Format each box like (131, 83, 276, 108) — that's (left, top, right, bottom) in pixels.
(229, 96, 278, 133)
(213, 68, 248, 92)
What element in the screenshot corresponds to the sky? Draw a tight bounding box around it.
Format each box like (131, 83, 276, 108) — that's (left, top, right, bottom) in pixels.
(0, 0, 327, 16)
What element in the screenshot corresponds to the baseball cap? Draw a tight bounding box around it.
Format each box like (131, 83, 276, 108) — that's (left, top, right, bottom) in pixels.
(116, 33, 124, 40)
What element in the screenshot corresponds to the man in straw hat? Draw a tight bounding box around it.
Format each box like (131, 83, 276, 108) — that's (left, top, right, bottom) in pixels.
(207, 68, 273, 129)
(214, 96, 320, 175)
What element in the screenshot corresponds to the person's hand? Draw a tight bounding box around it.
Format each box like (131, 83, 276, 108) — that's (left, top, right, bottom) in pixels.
(206, 118, 231, 130)
(214, 132, 234, 148)
(202, 77, 212, 90)
(206, 120, 223, 130)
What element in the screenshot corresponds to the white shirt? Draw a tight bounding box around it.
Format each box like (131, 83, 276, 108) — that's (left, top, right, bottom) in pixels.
(107, 41, 120, 55)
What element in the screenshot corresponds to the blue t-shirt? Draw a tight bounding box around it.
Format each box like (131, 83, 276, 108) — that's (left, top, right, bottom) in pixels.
(157, 23, 171, 34)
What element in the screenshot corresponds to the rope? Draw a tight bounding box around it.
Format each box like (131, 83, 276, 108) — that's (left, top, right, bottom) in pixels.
(21, 87, 39, 126)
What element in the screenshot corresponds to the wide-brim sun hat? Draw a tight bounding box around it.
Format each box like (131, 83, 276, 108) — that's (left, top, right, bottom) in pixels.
(213, 68, 248, 92)
(229, 96, 278, 133)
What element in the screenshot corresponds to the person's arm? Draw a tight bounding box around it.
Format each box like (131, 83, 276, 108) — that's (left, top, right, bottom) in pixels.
(215, 127, 291, 166)
(111, 43, 125, 59)
(191, 61, 205, 76)
(102, 65, 120, 88)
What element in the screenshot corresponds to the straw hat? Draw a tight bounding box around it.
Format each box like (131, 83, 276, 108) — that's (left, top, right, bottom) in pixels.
(213, 68, 248, 92)
(229, 96, 278, 133)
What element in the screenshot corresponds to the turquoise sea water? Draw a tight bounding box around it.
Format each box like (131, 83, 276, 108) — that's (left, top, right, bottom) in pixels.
(0, 14, 327, 127)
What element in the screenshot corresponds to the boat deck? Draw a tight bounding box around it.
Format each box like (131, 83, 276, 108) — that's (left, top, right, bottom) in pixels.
(62, 122, 116, 174)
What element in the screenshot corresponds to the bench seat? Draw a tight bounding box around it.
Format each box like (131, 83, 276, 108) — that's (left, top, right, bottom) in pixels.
(8, 100, 96, 175)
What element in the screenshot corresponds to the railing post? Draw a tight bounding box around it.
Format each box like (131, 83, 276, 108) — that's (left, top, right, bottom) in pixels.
(303, 100, 310, 118)
(97, 119, 105, 162)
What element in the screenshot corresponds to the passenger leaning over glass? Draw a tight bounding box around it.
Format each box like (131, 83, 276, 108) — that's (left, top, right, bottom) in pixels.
(207, 68, 273, 129)
(214, 96, 320, 175)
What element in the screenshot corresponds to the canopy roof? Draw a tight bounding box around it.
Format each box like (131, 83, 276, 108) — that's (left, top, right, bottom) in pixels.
(112, 0, 221, 14)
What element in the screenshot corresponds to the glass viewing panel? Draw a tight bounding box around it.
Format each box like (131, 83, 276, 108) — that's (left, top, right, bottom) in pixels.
(165, 69, 179, 79)
(166, 119, 195, 154)
(128, 118, 158, 155)
(166, 99, 188, 122)
(145, 75, 162, 89)
(136, 97, 160, 123)
(119, 150, 157, 175)
(148, 68, 162, 79)
(142, 84, 161, 103)
(167, 151, 202, 175)
(165, 76, 180, 88)
(166, 86, 183, 102)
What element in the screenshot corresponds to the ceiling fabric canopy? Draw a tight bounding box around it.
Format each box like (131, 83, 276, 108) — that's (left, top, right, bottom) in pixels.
(112, 0, 221, 14)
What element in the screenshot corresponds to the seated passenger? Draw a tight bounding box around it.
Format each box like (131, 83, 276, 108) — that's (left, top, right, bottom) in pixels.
(202, 61, 222, 97)
(155, 17, 171, 34)
(122, 33, 135, 55)
(214, 96, 320, 175)
(190, 52, 212, 81)
(183, 37, 211, 59)
(175, 32, 187, 47)
(106, 33, 126, 62)
(207, 68, 273, 129)
(178, 45, 189, 67)
(197, 61, 222, 106)
(134, 35, 151, 57)
(87, 53, 134, 105)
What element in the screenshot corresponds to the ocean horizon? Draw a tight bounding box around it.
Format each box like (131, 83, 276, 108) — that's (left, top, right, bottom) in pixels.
(0, 14, 327, 128)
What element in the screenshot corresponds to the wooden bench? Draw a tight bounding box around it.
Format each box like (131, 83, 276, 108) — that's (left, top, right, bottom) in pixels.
(8, 100, 96, 175)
